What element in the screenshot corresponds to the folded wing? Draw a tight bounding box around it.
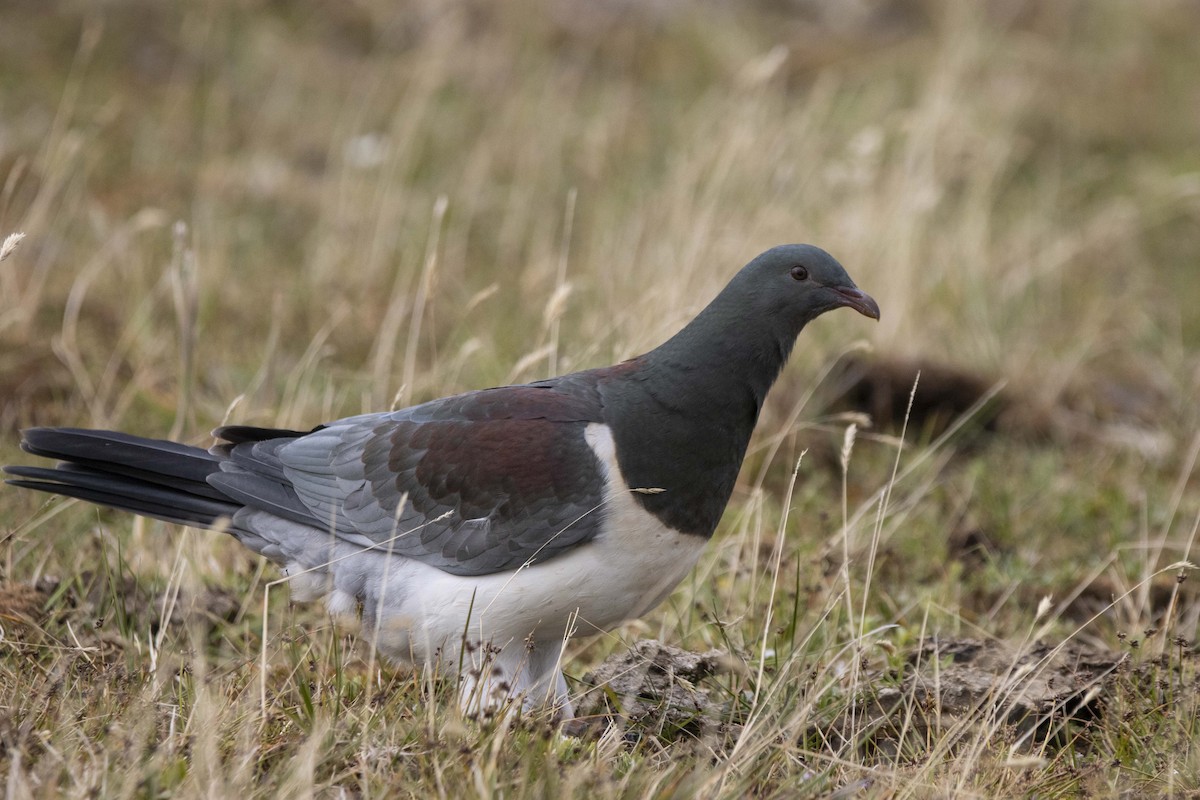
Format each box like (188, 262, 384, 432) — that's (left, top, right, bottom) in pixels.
(212, 384, 611, 576)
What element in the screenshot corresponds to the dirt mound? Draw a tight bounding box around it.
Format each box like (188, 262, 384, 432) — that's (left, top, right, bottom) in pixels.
(572, 640, 741, 745)
(574, 636, 1130, 754)
(838, 637, 1126, 756)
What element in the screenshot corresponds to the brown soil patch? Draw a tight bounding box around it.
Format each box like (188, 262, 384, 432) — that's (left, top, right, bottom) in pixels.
(0, 577, 244, 646)
(0, 582, 49, 629)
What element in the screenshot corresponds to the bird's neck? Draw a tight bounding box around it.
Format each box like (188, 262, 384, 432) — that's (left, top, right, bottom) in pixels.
(599, 296, 802, 539)
(642, 294, 798, 415)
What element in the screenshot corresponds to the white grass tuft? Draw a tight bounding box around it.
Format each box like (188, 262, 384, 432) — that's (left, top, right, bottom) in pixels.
(0, 232, 24, 262)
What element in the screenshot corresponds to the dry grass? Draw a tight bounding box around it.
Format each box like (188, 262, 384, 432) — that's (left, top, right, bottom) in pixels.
(3, 0, 1200, 796)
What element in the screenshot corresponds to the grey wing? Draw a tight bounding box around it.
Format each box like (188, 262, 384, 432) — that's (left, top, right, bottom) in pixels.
(210, 401, 612, 576)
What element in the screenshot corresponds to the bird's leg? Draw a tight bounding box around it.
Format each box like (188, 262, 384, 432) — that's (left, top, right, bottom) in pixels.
(514, 638, 574, 718)
(456, 637, 574, 720)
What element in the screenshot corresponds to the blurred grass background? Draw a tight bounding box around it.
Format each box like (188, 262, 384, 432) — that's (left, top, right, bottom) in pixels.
(2, 0, 1200, 796)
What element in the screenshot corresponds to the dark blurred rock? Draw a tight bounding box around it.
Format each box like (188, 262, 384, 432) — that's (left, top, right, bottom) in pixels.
(830, 355, 1005, 436)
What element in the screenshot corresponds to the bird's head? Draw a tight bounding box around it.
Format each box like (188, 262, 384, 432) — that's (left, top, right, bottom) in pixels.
(737, 244, 880, 329)
(643, 243, 879, 376)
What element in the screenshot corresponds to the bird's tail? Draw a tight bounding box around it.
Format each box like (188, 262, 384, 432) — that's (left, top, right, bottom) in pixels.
(4, 428, 241, 528)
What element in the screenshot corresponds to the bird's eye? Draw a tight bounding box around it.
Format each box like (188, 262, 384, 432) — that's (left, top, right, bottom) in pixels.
(790, 266, 809, 281)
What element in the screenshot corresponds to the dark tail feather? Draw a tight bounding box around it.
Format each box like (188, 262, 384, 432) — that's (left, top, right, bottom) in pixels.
(5, 428, 241, 528)
(20, 427, 225, 494)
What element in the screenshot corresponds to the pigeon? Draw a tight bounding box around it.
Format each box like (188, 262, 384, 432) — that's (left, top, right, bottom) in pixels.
(5, 244, 878, 718)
